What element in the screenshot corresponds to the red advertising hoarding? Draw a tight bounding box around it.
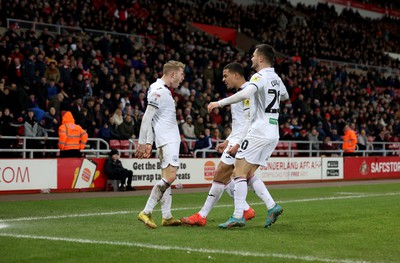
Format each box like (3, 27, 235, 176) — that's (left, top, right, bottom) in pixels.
(57, 158, 106, 191)
(344, 156, 400, 180)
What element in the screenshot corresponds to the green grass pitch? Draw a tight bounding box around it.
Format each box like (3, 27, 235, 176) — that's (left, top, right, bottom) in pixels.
(0, 182, 399, 263)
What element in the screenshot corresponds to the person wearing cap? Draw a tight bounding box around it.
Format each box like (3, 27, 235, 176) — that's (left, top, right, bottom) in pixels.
(104, 148, 134, 191)
(58, 111, 88, 158)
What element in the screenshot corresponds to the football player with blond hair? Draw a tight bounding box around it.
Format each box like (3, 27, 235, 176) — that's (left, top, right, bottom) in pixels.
(136, 60, 185, 229)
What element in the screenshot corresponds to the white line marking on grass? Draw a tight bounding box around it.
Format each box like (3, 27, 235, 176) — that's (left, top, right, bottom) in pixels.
(1, 192, 399, 223)
(0, 223, 8, 229)
(336, 192, 368, 195)
(0, 233, 369, 263)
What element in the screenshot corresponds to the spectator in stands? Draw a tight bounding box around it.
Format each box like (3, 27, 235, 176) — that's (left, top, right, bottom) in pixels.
(23, 53, 36, 86)
(107, 116, 122, 140)
(357, 129, 368, 152)
(42, 106, 59, 155)
(210, 107, 222, 127)
(308, 127, 320, 156)
(117, 114, 136, 140)
(281, 121, 295, 140)
(98, 121, 112, 143)
(373, 130, 386, 156)
(194, 128, 212, 156)
(194, 115, 205, 138)
(104, 148, 134, 191)
(289, 118, 301, 138)
(320, 136, 338, 157)
(46, 79, 58, 101)
(44, 60, 60, 84)
(297, 129, 310, 157)
(24, 109, 48, 158)
(58, 111, 88, 158)
(330, 128, 341, 141)
(181, 115, 197, 139)
(112, 108, 124, 126)
(0, 107, 19, 157)
(342, 124, 358, 156)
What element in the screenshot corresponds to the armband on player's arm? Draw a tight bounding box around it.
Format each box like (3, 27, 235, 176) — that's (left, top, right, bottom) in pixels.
(138, 105, 157, 145)
(219, 85, 257, 107)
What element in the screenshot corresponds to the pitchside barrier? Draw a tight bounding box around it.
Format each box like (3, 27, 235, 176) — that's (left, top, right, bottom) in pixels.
(1, 156, 399, 194)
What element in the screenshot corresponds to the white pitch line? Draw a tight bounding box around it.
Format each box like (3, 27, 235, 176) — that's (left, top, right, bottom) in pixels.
(0, 192, 399, 223)
(0, 233, 369, 263)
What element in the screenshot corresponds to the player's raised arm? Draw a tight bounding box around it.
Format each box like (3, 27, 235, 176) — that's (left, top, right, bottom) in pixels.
(207, 84, 257, 113)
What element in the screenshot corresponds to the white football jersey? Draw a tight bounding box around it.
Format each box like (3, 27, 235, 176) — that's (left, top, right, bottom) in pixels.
(227, 82, 251, 146)
(147, 79, 180, 147)
(247, 68, 288, 139)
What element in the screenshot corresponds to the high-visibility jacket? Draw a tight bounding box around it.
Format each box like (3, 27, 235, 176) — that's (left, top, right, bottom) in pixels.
(58, 111, 88, 150)
(342, 129, 357, 153)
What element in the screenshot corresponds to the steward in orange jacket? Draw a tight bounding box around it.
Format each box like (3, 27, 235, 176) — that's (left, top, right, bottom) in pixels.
(58, 111, 88, 158)
(342, 125, 357, 156)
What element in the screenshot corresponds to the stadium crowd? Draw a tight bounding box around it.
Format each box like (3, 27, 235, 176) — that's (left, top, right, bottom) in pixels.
(0, 0, 399, 157)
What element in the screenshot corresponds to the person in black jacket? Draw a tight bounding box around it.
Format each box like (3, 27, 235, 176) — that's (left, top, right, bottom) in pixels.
(104, 148, 134, 191)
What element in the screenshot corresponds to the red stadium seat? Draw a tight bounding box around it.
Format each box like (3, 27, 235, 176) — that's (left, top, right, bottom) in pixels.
(120, 140, 130, 157)
(109, 140, 121, 149)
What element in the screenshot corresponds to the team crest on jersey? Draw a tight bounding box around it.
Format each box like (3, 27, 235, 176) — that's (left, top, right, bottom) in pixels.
(244, 99, 250, 107)
(251, 75, 261, 82)
(152, 93, 161, 101)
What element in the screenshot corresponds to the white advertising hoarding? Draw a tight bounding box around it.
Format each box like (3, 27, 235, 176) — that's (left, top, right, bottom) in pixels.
(321, 157, 343, 179)
(0, 160, 57, 190)
(122, 157, 334, 187)
(253, 157, 323, 182)
(121, 158, 221, 187)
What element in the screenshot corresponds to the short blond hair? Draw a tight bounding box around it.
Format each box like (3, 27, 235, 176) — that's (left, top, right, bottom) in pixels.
(163, 60, 185, 75)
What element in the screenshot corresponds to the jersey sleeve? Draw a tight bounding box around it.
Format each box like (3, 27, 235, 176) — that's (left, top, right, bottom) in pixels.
(279, 79, 289, 101)
(147, 89, 162, 109)
(218, 85, 257, 108)
(138, 105, 157, 145)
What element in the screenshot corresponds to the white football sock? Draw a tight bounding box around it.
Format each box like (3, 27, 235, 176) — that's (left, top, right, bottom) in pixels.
(233, 177, 248, 219)
(160, 187, 173, 219)
(198, 182, 225, 218)
(143, 179, 169, 214)
(225, 179, 250, 211)
(248, 175, 276, 210)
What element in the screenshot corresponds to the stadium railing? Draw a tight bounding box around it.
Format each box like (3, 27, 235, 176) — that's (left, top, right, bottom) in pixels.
(0, 136, 398, 158)
(316, 58, 399, 77)
(6, 18, 156, 47)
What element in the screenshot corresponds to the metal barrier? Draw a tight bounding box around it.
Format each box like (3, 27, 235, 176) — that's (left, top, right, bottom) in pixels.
(0, 136, 398, 158)
(316, 58, 399, 77)
(6, 18, 156, 47)
(0, 136, 109, 158)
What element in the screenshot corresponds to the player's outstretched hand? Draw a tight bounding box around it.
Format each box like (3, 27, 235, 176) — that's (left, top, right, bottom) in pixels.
(207, 102, 219, 113)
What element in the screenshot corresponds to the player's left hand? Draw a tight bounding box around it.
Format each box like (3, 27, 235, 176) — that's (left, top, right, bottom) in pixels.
(207, 102, 219, 113)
